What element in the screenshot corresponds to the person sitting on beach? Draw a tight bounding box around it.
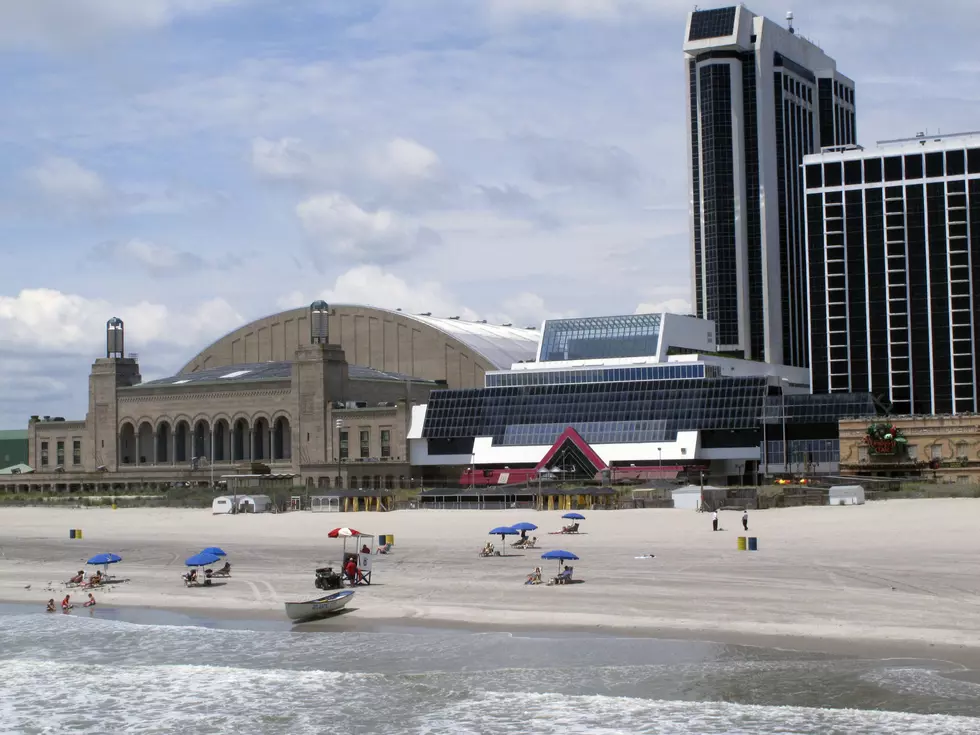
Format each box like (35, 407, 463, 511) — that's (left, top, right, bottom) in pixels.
(525, 567, 542, 585)
(87, 571, 102, 586)
(61, 595, 73, 611)
(480, 542, 493, 557)
(84, 593, 96, 608)
(214, 561, 232, 576)
(183, 569, 198, 585)
(525, 536, 537, 548)
(377, 543, 392, 555)
(46, 599, 56, 612)
(68, 570, 84, 585)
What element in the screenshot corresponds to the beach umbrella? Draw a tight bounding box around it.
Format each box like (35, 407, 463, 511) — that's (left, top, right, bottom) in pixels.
(511, 522, 538, 532)
(540, 549, 579, 572)
(328, 527, 367, 555)
(200, 547, 227, 557)
(327, 528, 363, 538)
(489, 526, 518, 544)
(562, 512, 585, 521)
(185, 552, 222, 567)
(86, 552, 122, 579)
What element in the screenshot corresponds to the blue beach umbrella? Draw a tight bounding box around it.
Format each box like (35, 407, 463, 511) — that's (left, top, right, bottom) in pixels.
(562, 512, 585, 521)
(511, 522, 538, 532)
(489, 526, 518, 543)
(200, 547, 227, 557)
(541, 549, 579, 571)
(185, 552, 222, 568)
(86, 552, 122, 578)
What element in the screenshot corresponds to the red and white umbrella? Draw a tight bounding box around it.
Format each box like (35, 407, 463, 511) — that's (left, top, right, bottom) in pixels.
(327, 528, 363, 538)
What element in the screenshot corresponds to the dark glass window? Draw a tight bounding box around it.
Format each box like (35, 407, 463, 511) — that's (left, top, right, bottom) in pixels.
(805, 164, 822, 189)
(884, 157, 903, 181)
(864, 158, 882, 183)
(906, 185, 932, 414)
(339, 430, 349, 460)
(844, 160, 862, 185)
(946, 149, 966, 176)
(72, 440, 81, 466)
(699, 63, 740, 346)
(823, 162, 842, 187)
(688, 7, 737, 41)
(41, 441, 48, 467)
(925, 152, 944, 178)
(904, 154, 923, 179)
(968, 148, 980, 174)
(359, 429, 370, 458)
(56, 441, 64, 467)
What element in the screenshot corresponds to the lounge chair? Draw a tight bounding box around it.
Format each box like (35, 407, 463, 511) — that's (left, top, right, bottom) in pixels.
(561, 523, 580, 534)
(549, 566, 574, 585)
(377, 543, 392, 555)
(480, 543, 495, 557)
(211, 562, 232, 577)
(523, 536, 538, 549)
(525, 568, 543, 585)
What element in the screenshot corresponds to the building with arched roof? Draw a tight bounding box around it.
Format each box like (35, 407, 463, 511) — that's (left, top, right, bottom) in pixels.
(180, 304, 540, 389)
(3, 304, 541, 496)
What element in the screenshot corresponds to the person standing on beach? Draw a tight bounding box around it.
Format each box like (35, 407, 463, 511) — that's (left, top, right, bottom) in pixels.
(712, 510, 719, 532)
(742, 510, 748, 531)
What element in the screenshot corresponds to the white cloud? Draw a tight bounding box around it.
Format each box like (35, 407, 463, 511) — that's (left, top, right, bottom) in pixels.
(0, 288, 243, 355)
(365, 137, 442, 183)
(635, 298, 692, 316)
(490, 292, 572, 328)
(251, 137, 329, 182)
(251, 136, 443, 186)
(282, 267, 567, 328)
(486, 0, 671, 22)
(25, 157, 109, 207)
(92, 239, 212, 277)
(296, 192, 437, 263)
(0, 0, 238, 49)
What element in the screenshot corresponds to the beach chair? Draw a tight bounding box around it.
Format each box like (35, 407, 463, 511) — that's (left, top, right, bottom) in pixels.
(523, 536, 538, 549)
(549, 567, 574, 585)
(212, 562, 232, 577)
(562, 523, 579, 534)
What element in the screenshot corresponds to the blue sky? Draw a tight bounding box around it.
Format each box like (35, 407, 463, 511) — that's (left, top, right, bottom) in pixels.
(0, 0, 978, 428)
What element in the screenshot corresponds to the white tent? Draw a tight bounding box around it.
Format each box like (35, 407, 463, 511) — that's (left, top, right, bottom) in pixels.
(212, 496, 234, 515)
(829, 485, 865, 506)
(236, 494, 272, 513)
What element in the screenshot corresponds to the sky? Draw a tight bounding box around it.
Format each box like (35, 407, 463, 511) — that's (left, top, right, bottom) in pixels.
(0, 0, 978, 428)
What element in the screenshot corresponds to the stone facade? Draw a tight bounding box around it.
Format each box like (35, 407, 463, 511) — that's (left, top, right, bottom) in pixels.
(839, 414, 980, 482)
(3, 305, 507, 493)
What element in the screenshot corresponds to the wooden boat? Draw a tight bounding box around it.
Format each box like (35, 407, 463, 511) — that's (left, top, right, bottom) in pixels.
(284, 589, 355, 622)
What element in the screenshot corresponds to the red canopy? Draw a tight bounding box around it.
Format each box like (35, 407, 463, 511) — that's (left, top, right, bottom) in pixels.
(327, 527, 363, 538)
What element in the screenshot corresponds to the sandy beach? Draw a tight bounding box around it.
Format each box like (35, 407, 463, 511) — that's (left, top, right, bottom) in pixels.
(2, 499, 980, 662)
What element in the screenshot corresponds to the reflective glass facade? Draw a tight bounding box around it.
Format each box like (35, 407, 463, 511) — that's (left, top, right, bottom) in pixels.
(486, 363, 706, 388)
(422, 377, 769, 447)
(805, 139, 980, 415)
(686, 7, 854, 367)
(423, 375, 878, 448)
(537, 315, 662, 362)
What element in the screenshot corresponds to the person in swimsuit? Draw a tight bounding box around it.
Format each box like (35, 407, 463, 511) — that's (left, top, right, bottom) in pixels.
(84, 593, 96, 607)
(61, 595, 72, 611)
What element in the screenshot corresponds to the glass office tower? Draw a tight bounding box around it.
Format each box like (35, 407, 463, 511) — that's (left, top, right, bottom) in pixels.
(685, 6, 855, 367)
(804, 132, 980, 415)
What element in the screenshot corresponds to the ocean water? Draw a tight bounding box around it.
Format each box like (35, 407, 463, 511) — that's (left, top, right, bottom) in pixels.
(2, 605, 980, 735)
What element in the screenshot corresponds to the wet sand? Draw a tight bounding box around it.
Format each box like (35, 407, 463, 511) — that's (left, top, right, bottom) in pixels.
(2, 500, 980, 664)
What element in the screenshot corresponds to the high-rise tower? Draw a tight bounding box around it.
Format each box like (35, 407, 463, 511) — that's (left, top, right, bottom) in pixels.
(685, 5, 855, 366)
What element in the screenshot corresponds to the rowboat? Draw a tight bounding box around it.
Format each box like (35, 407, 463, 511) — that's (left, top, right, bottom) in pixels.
(284, 590, 355, 622)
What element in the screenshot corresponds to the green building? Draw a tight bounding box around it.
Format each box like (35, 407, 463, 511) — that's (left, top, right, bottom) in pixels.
(0, 430, 29, 470)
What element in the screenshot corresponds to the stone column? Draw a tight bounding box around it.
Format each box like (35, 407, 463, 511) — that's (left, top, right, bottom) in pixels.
(152, 429, 158, 465)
